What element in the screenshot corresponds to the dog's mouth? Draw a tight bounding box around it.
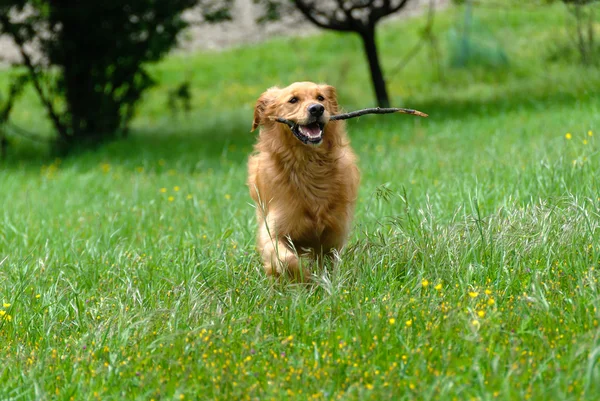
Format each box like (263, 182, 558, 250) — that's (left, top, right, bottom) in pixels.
(291, 121, 325, 146)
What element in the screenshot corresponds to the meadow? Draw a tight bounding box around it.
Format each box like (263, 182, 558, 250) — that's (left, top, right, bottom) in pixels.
(1, 3, 600, 400)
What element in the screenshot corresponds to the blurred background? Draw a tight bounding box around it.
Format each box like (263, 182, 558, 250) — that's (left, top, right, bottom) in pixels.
(0, 0, 598, 163)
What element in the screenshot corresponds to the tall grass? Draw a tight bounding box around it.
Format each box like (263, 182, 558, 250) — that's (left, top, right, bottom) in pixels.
(1, 3, 599, 400)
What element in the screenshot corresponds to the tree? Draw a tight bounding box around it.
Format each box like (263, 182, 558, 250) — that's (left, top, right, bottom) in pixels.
(260, 0, 414, 107)
(0, 0, 230, 154)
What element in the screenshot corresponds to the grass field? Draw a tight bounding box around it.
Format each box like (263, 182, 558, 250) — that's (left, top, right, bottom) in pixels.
(1, 3, 600, 400)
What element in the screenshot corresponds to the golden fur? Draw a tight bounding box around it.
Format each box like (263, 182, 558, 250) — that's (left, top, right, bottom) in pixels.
(247, 82, 360, 280)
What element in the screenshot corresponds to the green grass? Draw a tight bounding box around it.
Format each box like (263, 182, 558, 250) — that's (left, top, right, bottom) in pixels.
(1, 3, 600, 400)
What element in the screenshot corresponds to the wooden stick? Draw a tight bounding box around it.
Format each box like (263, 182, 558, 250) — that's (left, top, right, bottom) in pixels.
(270, 116, 296, 128)
(330, 107, 428, 120)
(269, 107, 428, 128)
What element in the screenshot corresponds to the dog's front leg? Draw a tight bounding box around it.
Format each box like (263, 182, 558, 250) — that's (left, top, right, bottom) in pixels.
(257, 218, 310, 282)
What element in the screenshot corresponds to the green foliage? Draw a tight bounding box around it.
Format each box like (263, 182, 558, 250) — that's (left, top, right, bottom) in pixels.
(535, 0, 600, 64)
(546, 34, 600, 64)
(0, 71, 29, 157)
(0, 0, 199, 153)
(563, 0, 600, 64)
(0, 72, 29, 123)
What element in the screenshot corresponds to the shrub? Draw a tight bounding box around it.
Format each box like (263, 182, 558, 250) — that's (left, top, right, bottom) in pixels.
(0, 0, 199, 154)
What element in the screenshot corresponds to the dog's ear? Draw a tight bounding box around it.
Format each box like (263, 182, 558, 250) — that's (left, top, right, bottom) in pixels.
(251, 87, 279, 132)
(320, 84, 339, 114)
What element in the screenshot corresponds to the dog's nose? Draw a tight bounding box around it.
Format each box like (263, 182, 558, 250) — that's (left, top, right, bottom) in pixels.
(308, 104, 325, 117)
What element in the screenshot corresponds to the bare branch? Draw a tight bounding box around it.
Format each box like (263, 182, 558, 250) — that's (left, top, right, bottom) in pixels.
(347, 0, 376, 12)
(269, 107, 428, 129)
(0, 15, 68, 140)
(330, 107, 428, 119)
(270, 116, 295, 128)
(290, 0, 415, 107)
(370, 0, 411, 25)
(335, 0, 360, 30)
(293, 0, 354, 32)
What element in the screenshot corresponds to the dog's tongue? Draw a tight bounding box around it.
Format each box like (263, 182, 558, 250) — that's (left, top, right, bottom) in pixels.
(301, 123, 321, 138)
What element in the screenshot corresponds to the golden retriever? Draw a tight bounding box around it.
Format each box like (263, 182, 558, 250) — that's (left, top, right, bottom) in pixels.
(247, 82, 360, 281)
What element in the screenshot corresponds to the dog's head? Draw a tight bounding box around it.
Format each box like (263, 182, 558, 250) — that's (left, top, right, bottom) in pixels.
(251, 82, 339, 146)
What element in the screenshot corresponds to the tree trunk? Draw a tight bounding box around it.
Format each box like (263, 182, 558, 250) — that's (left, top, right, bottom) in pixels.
(360, 27, 390, 108)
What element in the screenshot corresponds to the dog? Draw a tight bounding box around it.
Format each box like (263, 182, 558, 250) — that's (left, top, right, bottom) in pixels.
(247, 82, 360, 281)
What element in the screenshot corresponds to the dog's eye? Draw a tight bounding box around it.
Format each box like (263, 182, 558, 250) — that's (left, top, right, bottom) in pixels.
(289, 97, 298, 104)
(317, 95, 325, 101)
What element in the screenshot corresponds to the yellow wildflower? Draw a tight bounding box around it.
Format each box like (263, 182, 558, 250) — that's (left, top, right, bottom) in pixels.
(0, 310, 11, 321)
(405, 319, 413, 327)
(421, 279, 429, 288)
(389, 318, 396, 325)
(565, 133, 572, 140)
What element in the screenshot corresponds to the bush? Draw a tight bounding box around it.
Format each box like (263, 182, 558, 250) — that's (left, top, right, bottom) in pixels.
(0, 0, 199, 154)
